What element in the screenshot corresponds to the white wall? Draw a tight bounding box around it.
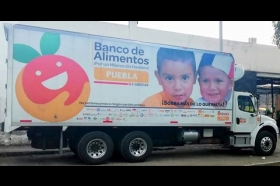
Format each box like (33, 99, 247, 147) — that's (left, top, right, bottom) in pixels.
(0, 21, 279, 122)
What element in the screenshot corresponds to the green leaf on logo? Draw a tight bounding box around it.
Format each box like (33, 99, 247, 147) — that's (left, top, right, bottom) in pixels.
(40, 32, 60, 55)
(13, 44, 41, 63)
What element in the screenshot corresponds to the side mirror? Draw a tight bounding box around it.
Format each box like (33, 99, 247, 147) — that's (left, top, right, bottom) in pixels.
(256, 94, 260, 100)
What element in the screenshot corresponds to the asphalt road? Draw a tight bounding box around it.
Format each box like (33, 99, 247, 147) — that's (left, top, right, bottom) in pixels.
(0, 143, 280, 166)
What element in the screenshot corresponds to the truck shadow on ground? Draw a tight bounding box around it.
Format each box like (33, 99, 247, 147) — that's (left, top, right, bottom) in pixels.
(109, 146, 258, 163)
(9, 146, 260, 166)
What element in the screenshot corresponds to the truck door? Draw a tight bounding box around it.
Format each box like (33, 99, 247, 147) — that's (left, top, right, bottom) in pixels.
(233, 94, 259, 133)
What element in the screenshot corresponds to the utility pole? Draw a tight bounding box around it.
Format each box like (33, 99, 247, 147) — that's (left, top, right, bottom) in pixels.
(219, 21, 223, 52)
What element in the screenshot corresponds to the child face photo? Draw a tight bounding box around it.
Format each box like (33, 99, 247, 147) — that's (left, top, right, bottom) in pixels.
(155, 60, 196, 103)
(198, 66, 233, 104)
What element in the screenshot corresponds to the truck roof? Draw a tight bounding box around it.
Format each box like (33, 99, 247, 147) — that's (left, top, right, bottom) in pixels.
(4, 23, 235, 59)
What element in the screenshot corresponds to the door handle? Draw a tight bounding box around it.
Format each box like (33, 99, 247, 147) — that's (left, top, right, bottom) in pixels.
(236, 117, 240, 124)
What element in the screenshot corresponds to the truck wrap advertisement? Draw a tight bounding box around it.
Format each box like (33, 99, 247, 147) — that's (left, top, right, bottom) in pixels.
(11, 25, 234, 125)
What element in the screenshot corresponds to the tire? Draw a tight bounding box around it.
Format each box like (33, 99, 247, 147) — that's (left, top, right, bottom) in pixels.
(77, 131, 114, 165)
(120, 131, 153, 163)
(254, 131, 276, 156)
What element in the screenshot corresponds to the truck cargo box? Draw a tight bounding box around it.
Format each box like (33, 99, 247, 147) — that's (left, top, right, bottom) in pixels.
(4, 24, 236, 127)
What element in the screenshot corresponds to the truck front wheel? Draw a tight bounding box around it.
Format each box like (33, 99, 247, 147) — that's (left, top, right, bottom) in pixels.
(120, 131, 153, 163)
(77, 131, 114, 165)
(254, 131, 276, 156)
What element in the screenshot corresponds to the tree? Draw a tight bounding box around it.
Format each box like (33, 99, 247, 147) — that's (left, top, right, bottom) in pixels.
(272, 21, 280, 48)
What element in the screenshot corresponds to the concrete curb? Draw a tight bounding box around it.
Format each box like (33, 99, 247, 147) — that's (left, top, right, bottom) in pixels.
(245, 160, 280, 166)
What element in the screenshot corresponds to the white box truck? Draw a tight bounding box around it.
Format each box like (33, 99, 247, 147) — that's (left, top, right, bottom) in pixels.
(2, 23, 279, 165)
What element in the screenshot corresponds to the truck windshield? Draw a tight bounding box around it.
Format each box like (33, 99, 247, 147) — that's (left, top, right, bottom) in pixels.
(237, 95, 255, 113)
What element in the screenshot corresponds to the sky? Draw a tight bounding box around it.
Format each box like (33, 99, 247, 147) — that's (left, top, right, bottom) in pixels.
(102, 21, 276, 47)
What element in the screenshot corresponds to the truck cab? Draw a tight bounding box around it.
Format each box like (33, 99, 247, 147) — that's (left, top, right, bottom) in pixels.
(230, 91, 279, 155)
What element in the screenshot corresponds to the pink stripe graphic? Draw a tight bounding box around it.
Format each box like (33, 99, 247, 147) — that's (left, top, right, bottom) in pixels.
(103, 121, 113, 123)
(20, 120, 32, 122)
(94, 81, 129, 85)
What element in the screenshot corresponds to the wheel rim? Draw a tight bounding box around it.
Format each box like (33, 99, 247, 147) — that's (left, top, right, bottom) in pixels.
(86, 139, 107, 159)
(129, 138, 147, 157)
(260, 137, 273, 152)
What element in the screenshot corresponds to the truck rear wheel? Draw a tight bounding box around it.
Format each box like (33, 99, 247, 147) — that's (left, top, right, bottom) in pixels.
(254, 131, 276, 156)
(77, 131, 114, 165)
(120, 131, 153, 163)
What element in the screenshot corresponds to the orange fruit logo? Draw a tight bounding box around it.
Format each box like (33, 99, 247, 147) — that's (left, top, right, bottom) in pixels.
(13, 32, 90, 122)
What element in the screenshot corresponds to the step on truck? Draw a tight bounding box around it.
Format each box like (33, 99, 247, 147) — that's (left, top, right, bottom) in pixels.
(1, 23, 279, 165)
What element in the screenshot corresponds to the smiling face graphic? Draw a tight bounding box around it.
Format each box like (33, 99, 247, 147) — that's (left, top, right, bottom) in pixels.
(14, 32, 90, 122)
(22, 55, 88, 106)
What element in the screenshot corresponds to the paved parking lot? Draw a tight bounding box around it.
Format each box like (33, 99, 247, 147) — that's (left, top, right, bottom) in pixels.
(0, 131, 280, 166)
(0, 142, 280, 166)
